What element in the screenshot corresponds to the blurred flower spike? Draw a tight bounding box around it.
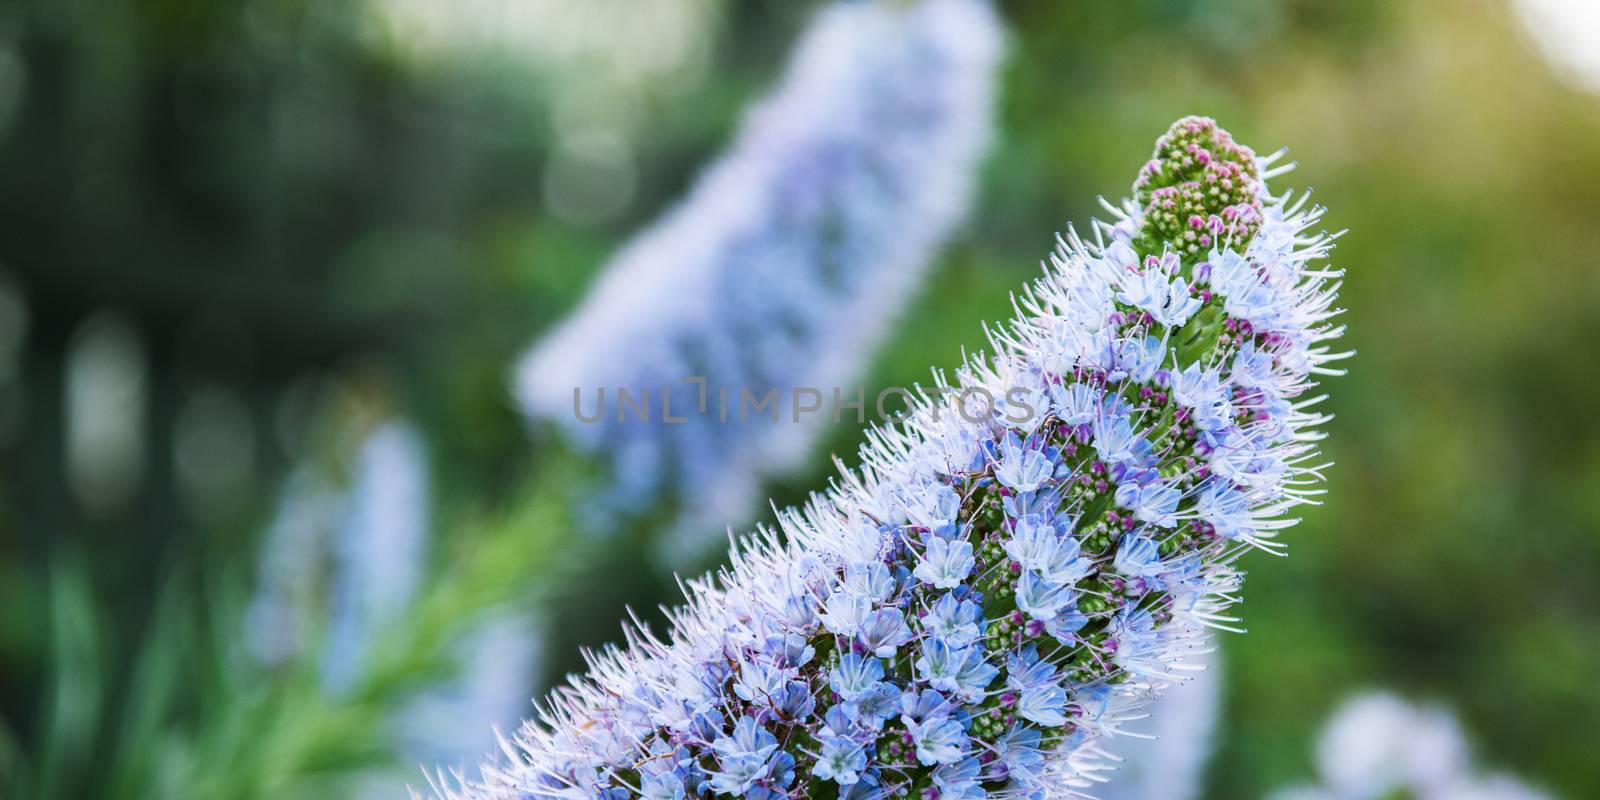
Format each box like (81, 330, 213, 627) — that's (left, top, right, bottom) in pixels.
(437, 116, 1348, 799)
(514, 0, 1003, 553)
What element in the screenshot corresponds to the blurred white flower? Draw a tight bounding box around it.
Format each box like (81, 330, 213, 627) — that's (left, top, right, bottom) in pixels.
(1514, 0, 1600, 95)
(1271, 691, 1554, 800)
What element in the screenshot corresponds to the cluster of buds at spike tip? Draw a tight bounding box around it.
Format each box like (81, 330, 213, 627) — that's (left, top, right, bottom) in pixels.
(1133, 116, 1264, 260)
(438, 115, 1347, 800)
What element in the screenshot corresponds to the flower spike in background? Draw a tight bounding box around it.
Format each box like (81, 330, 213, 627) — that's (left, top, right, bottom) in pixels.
(440, 116, 1347, 799)
(514, 0, 1002, 561)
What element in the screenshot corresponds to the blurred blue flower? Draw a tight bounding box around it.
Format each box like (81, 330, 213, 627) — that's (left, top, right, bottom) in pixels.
(514, 0, 1004, 562)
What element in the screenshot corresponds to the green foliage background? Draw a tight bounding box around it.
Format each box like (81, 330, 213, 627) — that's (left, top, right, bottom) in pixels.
(0, 0, 1597, 797)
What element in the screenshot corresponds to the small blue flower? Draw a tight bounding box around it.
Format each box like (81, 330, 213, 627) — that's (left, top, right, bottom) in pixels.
(1003, 485, 1064, 521)
(773, 681, 816, 720)
(705, 753, 768, 796)
(858, 607, 913, 658)
(836, 518, 886, 564)
(842, 562, 896, 602)
(996, 724, 1044, 781)
(1050, 381, 1101, 426)
(898, 692, 971, 763)
(898, 688, 951, 724)
(1075, 683, 1115, 724)
(1115, 481, 1182, 528)
(993, 432, 1052, 493)
(950, 646, 1000, 703)
(1015, 569, 1077, 621)
(923, 414, 989, 476)
(1002, 516, 1057, 569)
(1193, 393, 1236, 433)
(1006, 647, 1067, 727)
(842, 774, 884, 800)
(1112, 533, 1164, 579)
(924, 592, 983, 648)
(1172, 362, 1223, 407)
(1040, 533, 1092, 586)
(641, 773, 686, 800)
(932, 756, 985, 800)
(1015, 683, 1067, 728)
(1005, 516, 1092, 586)
(915, 637, 961, 692)
(1044, 606, 1089, 643)
(996, 381, 1051, 433)
(1109, 334, 1165, 384)
(1118, 269, 1202, 327)
(766, 633, 815, 669)
(780, 593, 818, 631)
(914, 638, 994, 703)
(1212, 248, 1292, 329)
(907, 715, 968, 766)
(901, 479, 963, 532)
(1111, 608, 1166, 677)
(1231, 339, 1276, 390)
(1093, 415, 1144, 465)
(732, 660, 792, 706)
(849, 682, 901, 730)
(814, 736, 868, 786)
(1195, 479, 1253, 540)
(821, 703, 854, 738)
(820, 592, 872, 637)
(913, 535, 975, 589)
(767, 751, 797, 789)
(711, 716, 779, 764)
(830, 653, 885, 701)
